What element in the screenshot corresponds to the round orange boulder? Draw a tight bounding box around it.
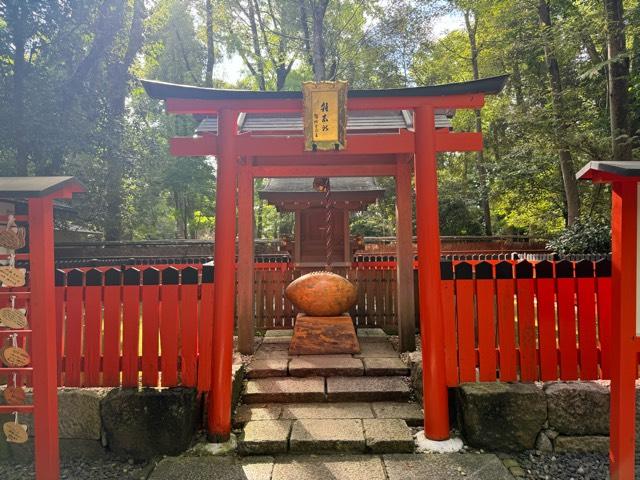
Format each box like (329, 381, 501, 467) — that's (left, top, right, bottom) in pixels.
(285, 271, 357, 317)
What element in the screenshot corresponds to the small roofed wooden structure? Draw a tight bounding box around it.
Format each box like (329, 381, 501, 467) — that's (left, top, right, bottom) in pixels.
(0, 177, 85, 480)
(576, 161, 640, 479)
(259, 177, 384, 265)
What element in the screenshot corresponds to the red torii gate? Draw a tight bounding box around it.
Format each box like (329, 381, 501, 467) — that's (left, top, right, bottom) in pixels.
(142, 76, 507, 442)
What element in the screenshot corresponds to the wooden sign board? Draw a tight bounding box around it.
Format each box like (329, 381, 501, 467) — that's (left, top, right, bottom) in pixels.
(303, 81, 348, 151)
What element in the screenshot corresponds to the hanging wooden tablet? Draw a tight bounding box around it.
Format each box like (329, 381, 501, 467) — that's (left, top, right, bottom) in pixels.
(0, 267, 26, 287)
(3, 421, 28, 444)
(0, 308, 27, 329)
(0, 229, 25, 250)
(2, 346, 30, 367)
(3, 386, 26, 405)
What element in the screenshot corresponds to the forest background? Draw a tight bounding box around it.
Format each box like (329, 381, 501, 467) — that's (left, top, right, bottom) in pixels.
(0, 0, 637, 252)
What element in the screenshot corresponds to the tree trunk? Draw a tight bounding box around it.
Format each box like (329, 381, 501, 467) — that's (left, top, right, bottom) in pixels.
(538, 0, 580, 226)
(604, 0, 632, 162)
(103, 0, 145, 240)
(464, 10, 492, 235)
(8, 2, 28, 176)
(311, 0, 329, 81)
(204, 0, 215, 87)
(247, 0, 266, 90)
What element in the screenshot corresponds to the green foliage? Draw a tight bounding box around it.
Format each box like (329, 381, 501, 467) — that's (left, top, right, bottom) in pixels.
(546, 216, 611, 255)
(0, 0, 636, 242)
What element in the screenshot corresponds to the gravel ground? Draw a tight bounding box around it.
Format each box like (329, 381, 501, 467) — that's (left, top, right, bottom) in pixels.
(0, 458, 152, 480)
(515, 450, 611, 479)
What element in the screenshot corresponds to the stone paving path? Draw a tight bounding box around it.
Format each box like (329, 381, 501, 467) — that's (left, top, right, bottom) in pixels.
(236, 329, 423, 455)
(148, 453, 515, 480)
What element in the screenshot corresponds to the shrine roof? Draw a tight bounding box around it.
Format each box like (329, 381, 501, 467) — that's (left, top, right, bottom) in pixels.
(259, 177, 384, 194)
(141, 75, 508, 101)
(577, 161, 640, 182)
(0, 177, 85, 198)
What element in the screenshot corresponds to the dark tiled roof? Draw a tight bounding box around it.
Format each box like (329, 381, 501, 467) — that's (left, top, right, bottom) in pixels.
(141, 75, 509, 101)
(0, 177, 84, 197)
(260, 177, 384, 193)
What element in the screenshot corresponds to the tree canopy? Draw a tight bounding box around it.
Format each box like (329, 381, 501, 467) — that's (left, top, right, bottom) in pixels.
(0, 0, 636, 244)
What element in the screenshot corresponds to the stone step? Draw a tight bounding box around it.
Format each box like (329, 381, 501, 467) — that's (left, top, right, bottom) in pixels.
(237, 418, 415, 456)
(326, 376, 411, 402)
(243, 377, 325, 404)
(243, 376, 411, 404)
(247, 356, 409, 379)
(234, 401, 424, 427)
(148, 453, 514, 480)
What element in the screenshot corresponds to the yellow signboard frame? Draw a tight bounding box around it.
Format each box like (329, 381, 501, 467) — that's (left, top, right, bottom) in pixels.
(303, 81, 348, 151)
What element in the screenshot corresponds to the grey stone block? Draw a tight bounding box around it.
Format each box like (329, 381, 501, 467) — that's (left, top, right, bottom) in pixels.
(554, 435, 609, 454)
(234, 404, 282, 426)
(326, 376, 410, 402)
(354, 342, 398, 358)
(371, 402, 423, 426)
(289, 419, 365, 453)
(280, 402, 374, 420)
(457, 382, 547, 451)
(101, 387, 199, 460)
(239, 420, 292, 455)
(545, 382, 610, 435)
(288, 356, 364, 377)
(149, 456, 274, 480)
(271, 455, 386, 480)
(363, 358, 409, 376)
(384, 453, 514, 480)
(246, 359, 289, 378)
(363, 418, 414, 453)
(244, 377, 325, 403)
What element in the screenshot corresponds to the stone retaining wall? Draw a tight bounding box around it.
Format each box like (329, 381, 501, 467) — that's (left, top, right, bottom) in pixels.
(408, 356, 629, 454)
(0, 364, 244, 463)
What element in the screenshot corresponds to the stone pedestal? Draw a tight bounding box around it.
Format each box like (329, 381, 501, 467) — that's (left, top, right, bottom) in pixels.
(289, 314, 360, 355)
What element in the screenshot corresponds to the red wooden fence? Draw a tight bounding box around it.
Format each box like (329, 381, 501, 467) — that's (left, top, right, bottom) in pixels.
(51, 258, 613, 390)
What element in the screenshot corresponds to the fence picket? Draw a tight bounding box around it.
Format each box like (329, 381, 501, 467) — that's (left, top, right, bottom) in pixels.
(102, 268, 122, 386)
(161, 267, 180, 387)
(556, 261, 579, 380)
(535, 261, 558, 381)
(576, 261, 598, 379)
(84, 269, 103, 386)
(180, 267, 199, 387)
(141, 268, 160, 387)
(64, 269, 83, 386)
(122, 268, 140, 387)
(496, 262, 517, 381)
(515, 261, 537, 382)
(476, 262, 496, 381)
(455, 262, 475, 382)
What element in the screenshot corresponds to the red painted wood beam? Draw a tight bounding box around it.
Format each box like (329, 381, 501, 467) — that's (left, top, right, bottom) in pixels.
(435, 131, 483, 152)
(251, 164, 398, 178)
(609, 181, 638, 480)
(237, 130, 415, 156)
(170, 131, 482, 158)
(29, 197, 61, 479)
(170, 134, 217, 156)
(414, 105, 450, 440)
(207, 110, 238, 442)
(166, 94, 485, 114)
(251, 154, 397, 166)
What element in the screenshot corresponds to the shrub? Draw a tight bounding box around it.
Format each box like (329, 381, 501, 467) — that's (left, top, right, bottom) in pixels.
(546, 216, 611, 255)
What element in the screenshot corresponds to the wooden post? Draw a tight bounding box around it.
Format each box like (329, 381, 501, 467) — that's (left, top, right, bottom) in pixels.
(237, 162, 255, 354)
(294, 209, 301, 264)
(609, 181, 637, 480)
(395, 157, 416, 352)
(414, 105, 449, 440)
(29, 196, 60, 480)
(208, 109, 238, 441)
(343, 209, 350, 264)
